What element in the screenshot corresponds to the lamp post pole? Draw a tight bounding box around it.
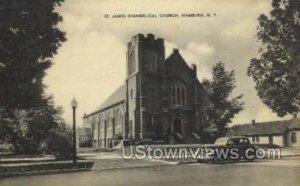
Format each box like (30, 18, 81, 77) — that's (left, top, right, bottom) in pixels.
(71, 98, 77, 166)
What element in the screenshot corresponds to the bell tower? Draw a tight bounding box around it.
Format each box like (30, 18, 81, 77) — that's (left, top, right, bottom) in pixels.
(125, 33, 165, 139)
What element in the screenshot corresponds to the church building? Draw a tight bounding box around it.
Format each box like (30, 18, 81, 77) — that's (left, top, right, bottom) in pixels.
(83, 33, 210, 148)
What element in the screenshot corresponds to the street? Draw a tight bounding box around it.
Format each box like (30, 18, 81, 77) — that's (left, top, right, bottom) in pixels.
(1, 158, 300, 186)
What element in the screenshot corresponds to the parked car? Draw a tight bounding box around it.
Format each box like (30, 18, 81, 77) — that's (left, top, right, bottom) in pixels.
(197, 136, 257, 163)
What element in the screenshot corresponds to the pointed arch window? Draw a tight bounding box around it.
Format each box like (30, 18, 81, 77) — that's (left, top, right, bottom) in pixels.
(169, 79, 187, 106)
(129, 50, 135, 75)
(181, 87, 186, 105)
(176, 87, 181, 104)
(171, 87, 176, 105)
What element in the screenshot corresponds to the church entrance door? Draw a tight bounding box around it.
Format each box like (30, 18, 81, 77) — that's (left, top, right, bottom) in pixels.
(173, 118, 182, 134)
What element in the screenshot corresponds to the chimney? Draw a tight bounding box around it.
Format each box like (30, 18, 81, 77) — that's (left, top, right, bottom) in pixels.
(251, 119, 256, 125)
(173, 48, 179, 53)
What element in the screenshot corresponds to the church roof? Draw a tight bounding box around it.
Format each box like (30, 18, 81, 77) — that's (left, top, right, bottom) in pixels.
(165, 49, 210, 101)
(165, 49, 194, 73)
(94, 84, 126, 113)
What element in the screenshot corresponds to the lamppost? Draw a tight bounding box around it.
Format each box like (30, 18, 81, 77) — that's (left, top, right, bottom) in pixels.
(71, 98, 78, 165)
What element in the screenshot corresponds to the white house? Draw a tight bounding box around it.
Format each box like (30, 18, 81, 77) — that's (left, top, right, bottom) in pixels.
(227, 114, 300, 148)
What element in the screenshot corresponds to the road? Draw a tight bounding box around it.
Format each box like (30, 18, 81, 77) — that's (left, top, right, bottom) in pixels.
(1, 158, 300, 186)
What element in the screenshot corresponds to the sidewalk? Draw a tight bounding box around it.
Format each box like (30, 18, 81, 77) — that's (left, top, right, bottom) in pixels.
(2, 147, 298, 177)
(280, 148, 300, 157)
(79, 150, 177, 171)
(0, 150, 176, 177)
(91, 159, 176, 171)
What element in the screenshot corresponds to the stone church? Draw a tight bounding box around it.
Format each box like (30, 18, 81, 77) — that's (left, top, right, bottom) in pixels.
(83, 33, 210, 148)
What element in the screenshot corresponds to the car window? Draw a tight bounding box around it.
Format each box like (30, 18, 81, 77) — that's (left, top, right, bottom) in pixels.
(238, 138, 250, 145)
(243, 138, 250, 144)
(215, 137, 229, 145)
(227, 139, 234, 145)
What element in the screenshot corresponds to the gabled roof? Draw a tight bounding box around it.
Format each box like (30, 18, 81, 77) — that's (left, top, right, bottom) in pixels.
(89, 84, 126, 115)
(165, 49, 194, 74)
(227, 120, 291, 136)
(288, 118, 300, 130)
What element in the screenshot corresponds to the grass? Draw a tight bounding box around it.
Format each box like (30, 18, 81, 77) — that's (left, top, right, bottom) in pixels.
(0, 160, 94, 177)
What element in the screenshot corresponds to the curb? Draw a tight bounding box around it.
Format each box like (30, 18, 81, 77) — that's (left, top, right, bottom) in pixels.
(147, 158, 180, 165)
(91, 163, 177, 172)
(0, 167, 91, 178)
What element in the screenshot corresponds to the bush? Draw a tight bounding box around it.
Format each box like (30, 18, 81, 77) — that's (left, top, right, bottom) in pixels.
(0, 106, 63, 155)
(113, 133, 123, 140)
(0, 142, 14, 153)
(47, 124, 73, 160)
(47, 133, 73, 159)
(79, 139, 93, 147)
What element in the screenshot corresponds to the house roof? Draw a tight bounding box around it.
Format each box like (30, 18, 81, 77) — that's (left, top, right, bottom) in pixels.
(77, 128, 92, 136)
(288, 118, 300, 130)
(227, 120, 292, 136)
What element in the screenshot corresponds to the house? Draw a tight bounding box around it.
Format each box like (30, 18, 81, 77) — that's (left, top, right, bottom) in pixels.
(227, 114, 300, 148)
(83, 33, 210, 148)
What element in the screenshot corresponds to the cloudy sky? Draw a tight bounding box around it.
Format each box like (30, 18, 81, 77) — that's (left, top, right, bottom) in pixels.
(44, 0, 291, 126)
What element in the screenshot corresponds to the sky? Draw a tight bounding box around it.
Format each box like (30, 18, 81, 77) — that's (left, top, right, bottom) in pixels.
(44, 0, 291, 127)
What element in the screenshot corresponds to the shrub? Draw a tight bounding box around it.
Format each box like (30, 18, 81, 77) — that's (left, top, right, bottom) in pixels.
(47, 124, 73, 160)
(113, 133, 123, 140)
(79, 139, 93, 147)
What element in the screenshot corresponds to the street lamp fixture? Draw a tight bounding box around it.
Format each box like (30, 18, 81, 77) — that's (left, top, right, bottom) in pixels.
(71, 98, 78, 165)
(71, 98, 78, 108)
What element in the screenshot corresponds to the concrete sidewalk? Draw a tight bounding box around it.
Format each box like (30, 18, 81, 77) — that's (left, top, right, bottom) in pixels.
(78, 152, 122, 160)
(91, 159, 176, 171)
(280, 148, 300, 157)
(79, 150, 177, 171)
(1, 147, 299, 176)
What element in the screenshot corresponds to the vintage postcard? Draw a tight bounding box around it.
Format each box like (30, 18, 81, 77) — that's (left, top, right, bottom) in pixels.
(0, 0, 299, 185)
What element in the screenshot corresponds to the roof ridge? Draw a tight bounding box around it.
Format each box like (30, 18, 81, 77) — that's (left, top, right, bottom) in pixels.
(232, 119, 292, 126)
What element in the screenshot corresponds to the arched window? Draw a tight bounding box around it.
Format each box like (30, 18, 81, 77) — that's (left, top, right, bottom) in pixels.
(129, 50, 135, 74)
(167, 87, 171, 104)
(169, 79, 187, 106)
(177, 87, 181, 105)
(171, 87, 176, 104)
(115, 110, 120, 128)
(181, 87, 186, 105)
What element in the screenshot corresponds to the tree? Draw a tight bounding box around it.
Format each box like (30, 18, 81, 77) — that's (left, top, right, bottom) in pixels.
(0, 102, 69, 154)
(248, 0, 300, 117)
(203, 62, 244, 136)
(0, 0, 66, 110)
(0, 1, 70, 156)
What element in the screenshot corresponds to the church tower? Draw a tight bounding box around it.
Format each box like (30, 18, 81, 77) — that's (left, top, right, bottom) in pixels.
(125, 33, 165, 139)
